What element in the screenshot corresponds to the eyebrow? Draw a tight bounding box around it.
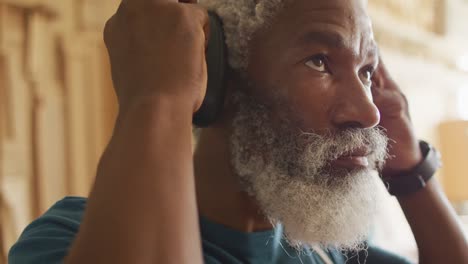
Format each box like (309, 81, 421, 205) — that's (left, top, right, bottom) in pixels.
(297, 30, 378, 58)
(299, 31, 348, 49)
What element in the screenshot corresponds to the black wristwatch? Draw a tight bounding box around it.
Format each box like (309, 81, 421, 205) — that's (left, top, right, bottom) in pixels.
(382, 140, 442, 196)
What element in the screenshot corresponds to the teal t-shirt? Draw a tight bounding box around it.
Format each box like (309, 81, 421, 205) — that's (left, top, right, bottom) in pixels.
(8, 197, 412, 264)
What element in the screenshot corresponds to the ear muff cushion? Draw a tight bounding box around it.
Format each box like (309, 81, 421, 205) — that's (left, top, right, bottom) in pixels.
(193, 12, 227, 127)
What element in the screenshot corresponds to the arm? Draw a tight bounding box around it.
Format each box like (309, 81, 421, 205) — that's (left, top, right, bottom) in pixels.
(65, 99, 202, 264)
(64, 0, 209, 263)
(372, 58, 468, 264)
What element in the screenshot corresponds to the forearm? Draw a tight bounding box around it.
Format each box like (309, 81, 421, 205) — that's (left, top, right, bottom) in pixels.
(65, 97, 202, 264)
(398, 178, 468, 264)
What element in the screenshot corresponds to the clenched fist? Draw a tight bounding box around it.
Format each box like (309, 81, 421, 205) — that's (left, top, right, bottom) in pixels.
(104, 0, 209, 114)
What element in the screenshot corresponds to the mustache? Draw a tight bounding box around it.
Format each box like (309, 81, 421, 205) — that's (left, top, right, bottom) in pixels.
(298, 127, 389, 168)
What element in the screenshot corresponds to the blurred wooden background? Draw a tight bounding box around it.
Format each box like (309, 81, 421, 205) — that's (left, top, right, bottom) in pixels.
(1, 0, 468, 263)
(0, 0, 120, 261)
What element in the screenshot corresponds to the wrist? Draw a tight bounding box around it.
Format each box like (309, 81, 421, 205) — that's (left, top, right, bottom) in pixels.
(116, 94, 194, 132)
(382, 140, 442, 196)
(122, 92, 193, 114)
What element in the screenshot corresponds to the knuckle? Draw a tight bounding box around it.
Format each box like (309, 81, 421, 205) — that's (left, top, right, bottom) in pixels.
(172, 6, 205, 41)
(178, 4, 194, 19)
(103, 16, 115, 47)
(167, 4, 190, 24)
(116, 3, 141, 28)
(192, 6, 209, 22)
(120, 2, 139, 20)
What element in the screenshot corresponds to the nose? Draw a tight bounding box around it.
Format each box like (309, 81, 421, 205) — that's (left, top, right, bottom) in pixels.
(331, 76, 380, 130)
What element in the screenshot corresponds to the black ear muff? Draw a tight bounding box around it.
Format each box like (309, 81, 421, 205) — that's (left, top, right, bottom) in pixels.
(192, 12, 227, 127)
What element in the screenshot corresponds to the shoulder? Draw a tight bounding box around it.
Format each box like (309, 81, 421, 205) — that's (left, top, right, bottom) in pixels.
(8, 197, 88, 264)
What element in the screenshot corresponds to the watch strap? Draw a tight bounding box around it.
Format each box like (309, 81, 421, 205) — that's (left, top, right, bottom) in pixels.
(383, 141, 442, 196)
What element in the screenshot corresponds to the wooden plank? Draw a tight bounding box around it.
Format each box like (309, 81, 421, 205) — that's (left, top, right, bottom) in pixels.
(0, 55, 6, 141)
(25, 8, 69, 211)
(0, 191, 18, 263)
(0, 26, 5, 263)
(26, 11, 55, 84)
(0, 0, 58, 17)
(2, 5, 25, 53)
(1, 46, 36, 254)
(31, 81, 68, 212)
(0, 4, 6, 50)
(0, 0, 39, 8)
(439, 121, 468, 202)
(26, 11, 47, 216)
(0, 194, 7, 264)
(62, 37, 92, 196)
(0, 0, 40, 6)
(0, 54, 14, 140)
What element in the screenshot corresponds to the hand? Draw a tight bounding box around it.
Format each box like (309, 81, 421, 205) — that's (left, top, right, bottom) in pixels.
(104, 0, 209, 113)
(371, 57, 423, 177)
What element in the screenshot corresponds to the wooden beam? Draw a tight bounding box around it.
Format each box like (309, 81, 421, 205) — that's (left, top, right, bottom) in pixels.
(439, 121, 468, 203)
(0, 54, 13, 141)
(0, 3, 5, 50)
(0, 0, 57, 17)
(62, 37, 93, 197)
(0, 0, 38, 8)
(0, 52, 5, 264)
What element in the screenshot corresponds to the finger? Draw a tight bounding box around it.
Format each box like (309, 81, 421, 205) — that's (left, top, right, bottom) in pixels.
(190, 5, 210, 47)
(371, 69, 384, 90)
(377, 56, 389, 72)
(376, 56, 392, 80)
(371, 80, 380, 96)
(374, 56, 401, 90)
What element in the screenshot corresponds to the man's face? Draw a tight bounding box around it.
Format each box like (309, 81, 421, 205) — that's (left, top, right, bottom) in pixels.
(228, 0, 389, 251)
(248, 0, 379, 133)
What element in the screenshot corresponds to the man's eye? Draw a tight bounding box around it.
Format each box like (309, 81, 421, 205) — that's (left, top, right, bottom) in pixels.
(305, 55, 328, 73)
(361, 67, 374, 84)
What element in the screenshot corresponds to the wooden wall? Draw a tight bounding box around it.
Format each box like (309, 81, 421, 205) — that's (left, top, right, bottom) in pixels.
(439, 121, 468, 203)
(0, 0, 119, 261)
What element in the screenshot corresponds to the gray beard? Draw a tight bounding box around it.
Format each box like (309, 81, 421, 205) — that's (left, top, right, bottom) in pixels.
(229, 89, 389, 251)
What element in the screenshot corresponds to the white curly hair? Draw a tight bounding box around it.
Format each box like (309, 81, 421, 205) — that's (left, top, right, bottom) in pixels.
(199, 0, 286, 70)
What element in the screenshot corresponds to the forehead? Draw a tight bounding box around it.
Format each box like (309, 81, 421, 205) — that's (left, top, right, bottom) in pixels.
(261, 0, 375, 57)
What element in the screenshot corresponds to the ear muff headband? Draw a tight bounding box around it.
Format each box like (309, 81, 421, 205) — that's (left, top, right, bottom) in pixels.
(192, 12, 227, 127)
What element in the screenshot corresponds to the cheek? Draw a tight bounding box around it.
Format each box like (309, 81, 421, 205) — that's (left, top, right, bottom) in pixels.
(247, 57, 336, 130)
(284, 76, 336, 130)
